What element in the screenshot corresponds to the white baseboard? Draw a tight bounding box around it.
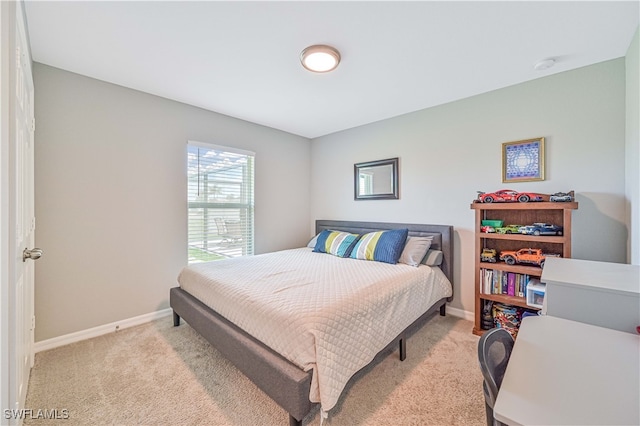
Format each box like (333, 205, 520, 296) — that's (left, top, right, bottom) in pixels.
(34, 305, 473, 353)
(34, 308, 173, 353)
(446, 305, 474, 322)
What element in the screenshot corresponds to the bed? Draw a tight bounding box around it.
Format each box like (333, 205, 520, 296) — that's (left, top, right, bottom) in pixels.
(170, 220, 454, 425)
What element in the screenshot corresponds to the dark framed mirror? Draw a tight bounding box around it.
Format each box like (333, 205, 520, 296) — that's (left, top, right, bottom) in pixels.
(354, 157, 399, 200)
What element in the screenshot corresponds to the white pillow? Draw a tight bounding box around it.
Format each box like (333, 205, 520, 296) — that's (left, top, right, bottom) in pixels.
(307, 233, 319, 248)
(398, 236, 433, 267)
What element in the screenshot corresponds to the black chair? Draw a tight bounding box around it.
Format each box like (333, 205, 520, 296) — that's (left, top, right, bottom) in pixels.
(478, 328, 514, 426)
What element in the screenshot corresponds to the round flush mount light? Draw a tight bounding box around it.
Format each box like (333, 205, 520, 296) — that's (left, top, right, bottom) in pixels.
(300, 45, 341, 73)
(533, 58, 556, 71)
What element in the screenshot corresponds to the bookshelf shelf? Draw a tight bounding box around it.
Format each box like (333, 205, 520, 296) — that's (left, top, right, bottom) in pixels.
(471, 201, 578, 336)
(478, 293, 532, 310)
(480, 262, 542, 275)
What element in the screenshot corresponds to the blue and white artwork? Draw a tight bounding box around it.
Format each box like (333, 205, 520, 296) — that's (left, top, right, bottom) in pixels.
(504, 139, 543, 181)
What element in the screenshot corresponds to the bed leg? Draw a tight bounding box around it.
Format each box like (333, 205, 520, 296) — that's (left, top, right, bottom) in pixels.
(439, 303, 446, 316)
(399, 337, 406, 361)
(173, 311, 181, 327)
(289, 414, 302, 426)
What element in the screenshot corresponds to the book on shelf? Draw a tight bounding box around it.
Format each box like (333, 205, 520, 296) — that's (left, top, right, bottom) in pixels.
(507, 273, 515, 296)
(479, 268, 532, 297)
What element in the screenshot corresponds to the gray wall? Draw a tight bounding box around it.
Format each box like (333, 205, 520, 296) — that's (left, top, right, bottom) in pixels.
(626, 28, 639, 265)
(34, 64, 311, 341)
(34, 50, 636, 339)
(310, 59, 627, 315)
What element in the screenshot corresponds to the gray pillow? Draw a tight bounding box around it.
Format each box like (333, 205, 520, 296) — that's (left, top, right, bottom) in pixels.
(423, 249, 443, 266)
(398, 236, 433, 267)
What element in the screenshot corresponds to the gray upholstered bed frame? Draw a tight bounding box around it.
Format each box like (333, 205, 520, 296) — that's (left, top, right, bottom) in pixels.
(170, 220, 454, 426)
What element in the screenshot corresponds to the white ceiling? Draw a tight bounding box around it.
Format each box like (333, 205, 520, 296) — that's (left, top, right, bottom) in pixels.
(24, 1, 639, 139)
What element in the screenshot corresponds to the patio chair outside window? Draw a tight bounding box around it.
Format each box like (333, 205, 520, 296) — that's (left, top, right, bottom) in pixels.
(214, 217, 242, 243)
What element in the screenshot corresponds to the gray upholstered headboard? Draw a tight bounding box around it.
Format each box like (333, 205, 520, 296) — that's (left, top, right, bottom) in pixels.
(315, 220, 454, 300)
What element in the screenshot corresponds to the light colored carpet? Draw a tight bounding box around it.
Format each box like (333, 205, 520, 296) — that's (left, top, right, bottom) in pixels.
(25, 314, 485, 425)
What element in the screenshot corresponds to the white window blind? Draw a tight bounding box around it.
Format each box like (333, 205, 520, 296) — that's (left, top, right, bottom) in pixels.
(359, 172, 373, 195)
(187, 142, 254, 263)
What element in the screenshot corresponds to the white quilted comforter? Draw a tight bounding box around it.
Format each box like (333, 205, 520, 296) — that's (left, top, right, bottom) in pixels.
(178, 248, 452, 412)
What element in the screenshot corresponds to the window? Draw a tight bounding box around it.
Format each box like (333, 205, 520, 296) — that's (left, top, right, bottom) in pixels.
(187, 142, 254, 263)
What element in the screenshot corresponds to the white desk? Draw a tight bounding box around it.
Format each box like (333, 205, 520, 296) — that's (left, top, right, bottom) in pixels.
(494, 315, 640, 426)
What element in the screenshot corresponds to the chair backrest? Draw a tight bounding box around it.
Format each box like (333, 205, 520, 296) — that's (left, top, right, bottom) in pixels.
(478, 327, 515, 407)
(214, 217, 227, 235)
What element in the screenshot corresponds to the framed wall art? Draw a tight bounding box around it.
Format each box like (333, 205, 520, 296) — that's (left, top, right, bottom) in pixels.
(502, 137, 545, 183)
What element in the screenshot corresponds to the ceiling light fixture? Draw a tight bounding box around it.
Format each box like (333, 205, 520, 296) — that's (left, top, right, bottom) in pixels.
(300, 45, 341, 73)
(533, 58, 556, 71)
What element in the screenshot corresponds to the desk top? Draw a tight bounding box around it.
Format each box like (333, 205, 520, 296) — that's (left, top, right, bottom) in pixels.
(494, 315, 640, 426)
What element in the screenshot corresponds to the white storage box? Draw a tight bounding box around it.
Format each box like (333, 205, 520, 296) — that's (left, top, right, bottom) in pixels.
(526, 279, 546, 309)
(541, 257, 640, 334)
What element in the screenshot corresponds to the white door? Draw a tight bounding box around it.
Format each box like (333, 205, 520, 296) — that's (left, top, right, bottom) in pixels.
(14, 0, 36, 410)
(1, 2, 37, 422)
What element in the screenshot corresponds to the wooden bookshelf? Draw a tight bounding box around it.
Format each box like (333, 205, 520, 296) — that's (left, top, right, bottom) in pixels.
(471, 201, 578, 336)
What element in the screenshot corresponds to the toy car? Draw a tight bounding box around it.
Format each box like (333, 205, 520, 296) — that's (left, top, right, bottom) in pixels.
(520, 223, 563, 236)
(477, 189, 544, 203)
(499, 248, 560, 268)
(550, 191, 573, 202)
(480, 248, 497, 263)
(480, 225, 496, 233)
(495, 224, 523, 234)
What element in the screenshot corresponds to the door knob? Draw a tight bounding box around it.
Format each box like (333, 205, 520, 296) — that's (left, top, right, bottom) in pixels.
(23, 248, 43, 262)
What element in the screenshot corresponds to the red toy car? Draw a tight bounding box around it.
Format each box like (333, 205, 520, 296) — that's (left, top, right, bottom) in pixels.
(480, 225, 496, 233)
(477, 189, 544, 203)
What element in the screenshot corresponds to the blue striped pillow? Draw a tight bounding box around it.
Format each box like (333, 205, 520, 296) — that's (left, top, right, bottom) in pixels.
(313, 230, 360, 257)
(349, 228, 409, 264)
